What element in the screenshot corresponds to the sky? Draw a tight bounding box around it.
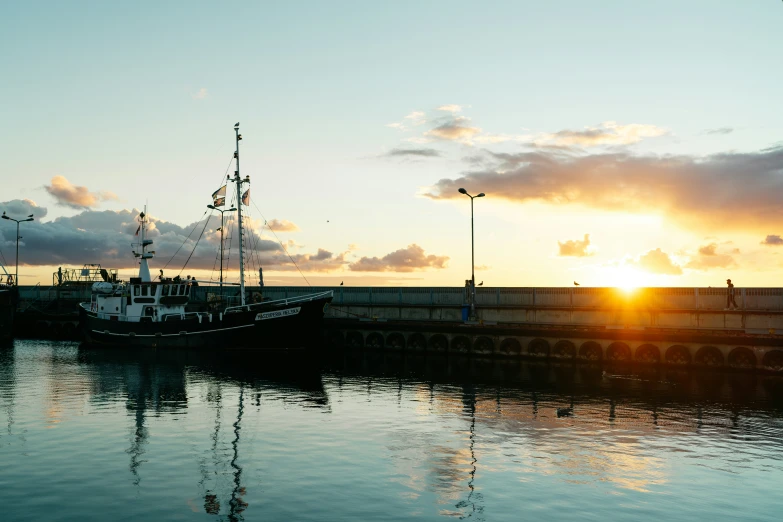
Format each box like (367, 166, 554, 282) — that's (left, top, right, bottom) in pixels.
(1, 1, 782, 288)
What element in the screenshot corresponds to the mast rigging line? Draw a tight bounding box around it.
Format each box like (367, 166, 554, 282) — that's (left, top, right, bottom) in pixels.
(161, 210, 208, 270)
(178, 213, 213, 276)
(250, 199, 312, 288)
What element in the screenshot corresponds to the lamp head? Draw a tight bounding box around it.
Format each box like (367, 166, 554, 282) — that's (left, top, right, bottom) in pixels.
(458, 188, 467, 195)
(227, 207, 237, 212)
(477, 193, 485, 198)
(207, 205, 216, 210)
(1, 215, 8, 220)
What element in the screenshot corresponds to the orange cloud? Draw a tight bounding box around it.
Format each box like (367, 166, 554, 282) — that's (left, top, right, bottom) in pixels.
(350, 244, 449, 272)
(535, 121, 668, 147)
(558, 234, 593, 257)
(265, 219, 299, 232)
(44, 176, 117, 209)
(628, 248, 682, 275)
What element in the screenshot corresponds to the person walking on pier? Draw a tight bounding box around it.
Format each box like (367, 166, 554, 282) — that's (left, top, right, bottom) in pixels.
(726, 279, 739, 310)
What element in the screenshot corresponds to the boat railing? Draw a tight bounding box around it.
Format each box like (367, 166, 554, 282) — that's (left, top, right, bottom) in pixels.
(80, 303, 212, 323)
(224, 290, 333, 313)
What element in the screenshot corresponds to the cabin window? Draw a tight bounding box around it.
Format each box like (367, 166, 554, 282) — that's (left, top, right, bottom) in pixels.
(179, 285, 185, 295)
(144, 306, 154, 317)
(185, 286, 190, 296)
(133, 286, 140, 296)
(162, 285, 169, 296)
(172, 285, 179, 296)
(141, 285, 149, 297)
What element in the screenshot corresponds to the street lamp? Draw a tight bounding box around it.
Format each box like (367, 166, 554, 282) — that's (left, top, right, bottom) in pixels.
(458, 188, 484, 320)
(207, 205, 237, 290)
(1, 212, 34, 286)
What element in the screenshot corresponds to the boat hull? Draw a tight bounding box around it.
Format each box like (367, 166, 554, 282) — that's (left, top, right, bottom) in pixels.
(0, 287, 17, 341)
(79, 295, 332, 350)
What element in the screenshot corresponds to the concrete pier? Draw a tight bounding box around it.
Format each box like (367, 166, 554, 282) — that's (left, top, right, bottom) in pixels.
(11, 285, 783, 372)
(255, 286, 783, 334)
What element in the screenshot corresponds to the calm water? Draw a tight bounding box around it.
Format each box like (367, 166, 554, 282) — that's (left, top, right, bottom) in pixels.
(2, 340, 783, 521)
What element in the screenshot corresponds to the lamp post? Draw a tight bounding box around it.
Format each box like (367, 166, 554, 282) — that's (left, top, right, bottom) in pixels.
(207, 205, 237, 290)
(458, 188, 484, 320)
(1, 212, 34, 286)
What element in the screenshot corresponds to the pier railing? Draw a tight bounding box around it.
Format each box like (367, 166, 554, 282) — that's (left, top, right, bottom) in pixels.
(195, 286, 783, 312)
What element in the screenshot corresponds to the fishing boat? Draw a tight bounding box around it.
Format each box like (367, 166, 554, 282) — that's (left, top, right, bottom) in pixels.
(78, 123, 333, 349)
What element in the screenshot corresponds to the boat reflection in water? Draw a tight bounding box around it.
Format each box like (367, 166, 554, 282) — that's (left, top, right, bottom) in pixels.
(3, 340, 783, 521)
(75, 347, 328, 520)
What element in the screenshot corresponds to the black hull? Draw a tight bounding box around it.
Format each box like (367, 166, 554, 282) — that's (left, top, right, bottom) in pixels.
(0, 288, 17, 341)
(79, 295, 332, 350)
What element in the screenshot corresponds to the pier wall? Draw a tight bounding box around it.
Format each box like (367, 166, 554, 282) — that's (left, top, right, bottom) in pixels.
(252, 286, 783, 334)
(322, 322, 783, 371)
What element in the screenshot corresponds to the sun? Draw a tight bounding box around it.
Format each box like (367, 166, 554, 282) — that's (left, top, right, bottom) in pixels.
(608, 266, 645, 293)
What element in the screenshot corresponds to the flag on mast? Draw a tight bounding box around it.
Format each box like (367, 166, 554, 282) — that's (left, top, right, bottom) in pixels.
(242, 189, 250, 206)
(212, 185, 226, 207)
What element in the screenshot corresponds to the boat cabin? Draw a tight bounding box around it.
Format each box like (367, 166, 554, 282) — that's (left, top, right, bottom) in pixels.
(90, 277, 194, 323)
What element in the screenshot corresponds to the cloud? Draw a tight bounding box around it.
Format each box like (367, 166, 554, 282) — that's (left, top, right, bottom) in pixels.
(282, 249, 349, 272)
(404, 111, 426, 125)
(423, 145, 783, 231)
(628, 248, 682, 275)
(192, 88, 208, 100)
(384, 110, 427, 131)
(0, 199, 343, 273)
(44, 176, 118, 210)
(349, 244, 449, 272)
(703, 127, 733, 135)
(436, 104, 463, 113)
(698, 242, 719, 256)
(761, 235, 783, 246)
(265, 219, 299, 232)
(473, 133, 529, 144)
(384, 148, 442, 158)
(535, 121, 668, 147)
(425, 116, 482, 144)
(1, 199, 47, 220)
(686, 242, 737, 270)
(558, 234, 592, 257)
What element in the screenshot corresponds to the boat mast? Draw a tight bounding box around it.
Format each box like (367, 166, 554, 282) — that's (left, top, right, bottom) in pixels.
(136, 207, 154, 282)
(233, 123, 247, 306)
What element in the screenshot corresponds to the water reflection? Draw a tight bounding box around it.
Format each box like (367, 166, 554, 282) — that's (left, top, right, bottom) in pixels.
(2, 342, 783, 521)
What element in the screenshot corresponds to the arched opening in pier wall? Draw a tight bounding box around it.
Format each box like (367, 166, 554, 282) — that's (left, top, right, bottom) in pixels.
(451, 336, 471, 354)
(366, 332, 384, 350)
(762, 350, 783, 371)
(607, 342, 631, 362)
(728, 347, 756, 369)
(428, 334, 448, 352)
(528, 338, 550, 358)
(579, 341, 602, 361)
(407, 333, 426, 351)
(386, 332, 405, 350)
(552, 340, 576, 359)
(695, 346, 724, 367)
(473, 336, 494, 355)
(499, 338, 521, 356)
(665, 345, 691, 365)
(346, 331, 363, 349)
(635, 344, 661, 364)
